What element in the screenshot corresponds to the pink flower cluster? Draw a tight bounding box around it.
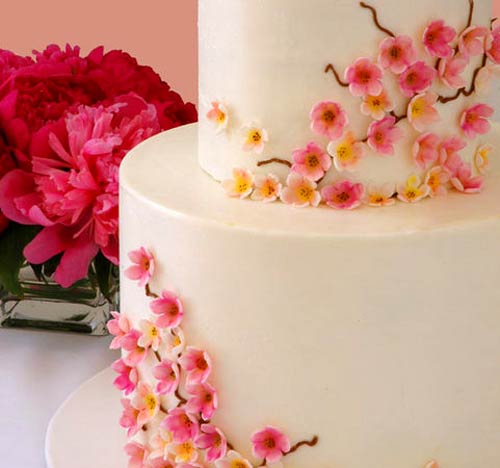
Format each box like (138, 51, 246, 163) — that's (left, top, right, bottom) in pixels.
(0, 44, 196, 287)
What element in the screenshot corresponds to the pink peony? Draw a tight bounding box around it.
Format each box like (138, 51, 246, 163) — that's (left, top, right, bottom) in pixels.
(120, 398, 141, 437)
(251, 427, 291, 464)
(423, 20, 456, 58)
(378, 35, 417, 74)
(367, 116, 404, 156)
(459, 26, 489, 57)
(150, 290, 184, 329)
(345, 57, 384, 97)
(399, 61, 437, 97)
(412, 133, 441, 170)
(487, 20, 500, 64)
(179, 347, 212, 386)
(153, 359, 180, 395)
(451, 163, 484, 193)
(408, 92, 440, 132)
(186, 383, 218, 421)
(310, 101, 348, 140)
(460, 104, 494, 139)
(112, 358, 138, 396)
(121, 329, 148, 366)
(439, 136, 466, 177)
(124, 441, 149, 468)
(195, 424, 228, 462)
(291, 142, 331, 181)
(438, 56, 468, 89)
(321, 180, 365, 210)
(107, 311, 131, 350)
(124, 247, 155, 287)
(161, 408, 199, 443)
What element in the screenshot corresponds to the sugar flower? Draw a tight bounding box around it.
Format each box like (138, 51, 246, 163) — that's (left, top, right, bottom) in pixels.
(360, 90, 394, 121)
(251, 427, 290, 464)
(153, 359, 180, 395)
(215, 451, 253, 468)
(125, 247, 155, 287)
(459, 26, 489, 57)
(364, 183, 396, 207)
(195, 424, 228, 462)
(291, 142, 331, 181)
(425, 166, 451, 198)
(378, 35, 417, 74)
(124, 442, 149, 468)
(408, 92, 440, 132)
(487, 20, 500, 64)
(132, 382, 159, 426)
(165, 327, 186, 357)
(168, 440, 198, 464)
(423, 20, 456, 58)
(425, 461, 439, 468)
(121, 329, 148, 366)
(251, 174, 282, 203)
(149, 457, 175, 468)
(138, 319, 162, 351)
(178, 347, 212, 385)
(207, 101, 229, 133)
(460, 104, 494, 139)
(161, 408, 200, 443)
(222, 168, 254, 199)
(476, 64, 500, 96)
(186, 383, 218, 420)
(399, 61, 437, 97)
(439, 136, 466, 176)
(438, 56, 468, 89)
(112, 358, 138, 396)
(120, 398, 140, 437)
(108, 311, 131, 350)
(327, 131, 366, 172)
(345, 57, 384, 97)
(321, 180, 365, 210)
(280, 173, 321, 208)
(242, 125, 268, 154)
(451, 163, 484, 193)
(397, 175, 430, 203)
(310, 101, 348, 140)
(412, 132, 441, 170)
(474, 144, 493, 175)
(150, 290, 184, 329)
(150, 427, 173, 462)
(367, 116, 404, 156)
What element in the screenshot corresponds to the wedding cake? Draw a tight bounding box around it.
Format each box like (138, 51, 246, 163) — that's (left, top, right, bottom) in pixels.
(114, 1, 500, 467)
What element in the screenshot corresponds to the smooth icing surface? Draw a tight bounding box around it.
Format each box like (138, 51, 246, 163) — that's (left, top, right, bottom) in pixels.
(198, 0, 493, 190)
(120, 124, 500, 467)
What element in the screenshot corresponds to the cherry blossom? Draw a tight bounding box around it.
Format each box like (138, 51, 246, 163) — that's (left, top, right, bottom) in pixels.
(125, 247, 155, 287)
(150, 291, 184, 329)
(438, 56, 468, 89)
(242, 125, 268, 154)
(367, 116, 404, 156)
(361, 90, 394, 121)
(423, 20, 456, 58)
(439, 136, 467, 176)
(459, 26, 489, 57)
(378, 35, 417, 74)
(138, 319, 162, 351)
(178, 347, 212, 385)
(310, 101, 348, 140)
(460, 104, 494, 139)
(412, 132, 441, 170)
(207, 101, 229, 133)
(399, 61, 437, 97)
(321, 180, 365, 210)
(364, 183, 396, 207)
(251, 427, 291, 464)
(251, 174, 282, 203)
(150, 427, 173, 462)
(215, 451, 253, 468)
(120, 398, 140, 437)
(397, 175, 430, 203)
(121, 329, 148, 366)
(108, 311, 131, 350)
(195, 424, 228, 462)
(291, 142, 331, 181)
(486, 20, 500, 64)
(451, 163, 484, 193)
(186, 383, 218, 420)
(425, 166, 451, 198)
(112, 358, 138, 396)
(280, 173, 321, 208)
(327, 131, 366, 172)
(153, 359, 180, 395)
(124, 442, 149, 468)
(168, 440, 198, 464)
(345, 57, 384, 97)
(132, 382, 159, 426)
(474, 144, 493, 175)
(408, 92, 440, 132)
(222, 168, 254, 199)
(161, 408, 200, 443)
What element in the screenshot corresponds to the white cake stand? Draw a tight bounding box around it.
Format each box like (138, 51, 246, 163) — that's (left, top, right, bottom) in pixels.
(45, 367, 127, 468)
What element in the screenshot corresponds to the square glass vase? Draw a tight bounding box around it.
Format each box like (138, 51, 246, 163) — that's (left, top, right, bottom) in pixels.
(0, 266, 118, 335)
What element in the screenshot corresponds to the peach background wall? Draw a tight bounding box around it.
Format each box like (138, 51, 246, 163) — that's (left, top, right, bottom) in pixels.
(1, 0, 499, 105)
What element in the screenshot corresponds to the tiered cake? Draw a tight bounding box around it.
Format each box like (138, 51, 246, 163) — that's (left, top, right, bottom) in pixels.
(115, 1, 500, 467)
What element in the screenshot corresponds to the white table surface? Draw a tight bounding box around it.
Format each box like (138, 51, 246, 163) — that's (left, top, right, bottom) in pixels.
(0, 328, 118, 468)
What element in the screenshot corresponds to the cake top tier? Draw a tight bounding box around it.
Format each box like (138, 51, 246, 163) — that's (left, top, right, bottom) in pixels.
(198, 0, 497, 211)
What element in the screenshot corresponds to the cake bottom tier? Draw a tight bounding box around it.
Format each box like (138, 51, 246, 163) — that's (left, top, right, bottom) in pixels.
(119, 124, 500, 468)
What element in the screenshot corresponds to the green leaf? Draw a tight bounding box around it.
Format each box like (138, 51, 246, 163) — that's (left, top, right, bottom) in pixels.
(0, 224, 41, 296)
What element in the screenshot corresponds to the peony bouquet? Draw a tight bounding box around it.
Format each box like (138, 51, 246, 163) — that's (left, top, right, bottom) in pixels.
(0, 44, 196, 299)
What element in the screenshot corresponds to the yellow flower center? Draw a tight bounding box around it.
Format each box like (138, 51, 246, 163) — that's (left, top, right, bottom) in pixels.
(231, 460, 248, 468)
(177, 441, 195, 461)
(427, 174, 440, 190)
(411, 99, 424, 118)
(149, 325, 159, 337)
(405, 188, 418, 200)
(261, 181, 277, 198)
(216, 111, 226, 124)
(297, 185, 313, 202)
(172, 334, 182, 347)
(249, 131, 262, 143)
(146, 394, 157, 412)
(369, 193, 386, 204)
(235, 176, 252, 194)
(337, 143, 353, 162)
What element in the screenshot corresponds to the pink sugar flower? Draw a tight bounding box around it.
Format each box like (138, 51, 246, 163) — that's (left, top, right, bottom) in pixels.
(397, 175, 430, 203)
(310, 101, 348, 140)
(107, 311, 131, 350)
(125, 247, 155, 287)
(112, 358, 138, 396)
(149, 458, 175, 468)
(121, 329, 148, 366)
(408, 92, 440, 132)
(327, 131, 366, 172)
(251, 427, 291, 464)
(364, 183, 396, 207)
(361, 90, 394, 121)
(291, 142, 331, 181)
(150, 290, 184, 329)
(251, 174, 282, 203)
(165, 327, 186, 357)
(460, 104, 494, 139)
(321, 180, 365, 210)
(487, 20, 500, 64)
(412, 132, 441, 170)
(161, 408, 200, 443)
(474, 144, 493, 175)
(476, 64, 500, 96)
(168, 440, 198, 464)
(378, 35, 417, 74)
(439, 136, 466, 176)
(215, 451, 253, 468)
(186, 383, 218, 421)
(459, 26, 489, 57)
(178, 347, 212, 385)
(132, 382, 159, 426)
(207, 101, 229, 134)
(367, 116, 403, 156)
(345, 57, 384, 97)
(425, 166, 451, 198)
(153, 359, 180, 395)
(120, 398, 140, 437)
(451, 163, 484, 193)
(280, 173, 321, 208)
(423, 20, 456, 58)
(438, 56, 468, 89)
(399, 61, 437, 97)
(150, 427, 173, 462)
(124, 442, 149, 468)
(195, 424, 228, 462)
(138, 319, 162, 351)
(242, 124, 269, 154)
(222, 168, 254, 199)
